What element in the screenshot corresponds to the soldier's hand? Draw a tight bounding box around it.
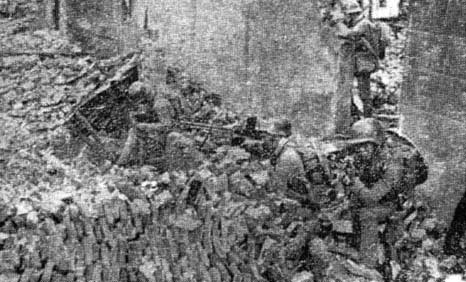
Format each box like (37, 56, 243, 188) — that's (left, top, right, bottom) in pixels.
(350, 178, 381, 206)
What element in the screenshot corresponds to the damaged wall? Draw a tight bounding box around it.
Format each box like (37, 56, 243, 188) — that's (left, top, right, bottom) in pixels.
(128, 0, 338, 136)
(41, 0, 338, 135)
(41, 0, 143, 57)
(402, 0, 466, 226)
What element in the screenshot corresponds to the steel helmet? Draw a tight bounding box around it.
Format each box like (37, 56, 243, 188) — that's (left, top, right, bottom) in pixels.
(342, 0, 363, 14)
(346, 118, 384, 146)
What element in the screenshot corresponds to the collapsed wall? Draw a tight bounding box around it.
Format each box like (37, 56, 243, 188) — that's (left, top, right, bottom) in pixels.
(402, 0, 466, 226)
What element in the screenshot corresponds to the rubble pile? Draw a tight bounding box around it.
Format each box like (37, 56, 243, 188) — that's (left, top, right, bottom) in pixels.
(0, 139, 463, 282)
(369, 20, 408, 128)
(1, 7, 466, 282)
(0, 26, 143, 156)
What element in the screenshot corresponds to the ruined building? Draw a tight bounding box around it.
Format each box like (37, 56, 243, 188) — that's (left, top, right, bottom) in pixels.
(402, 0, 466, 227)
(41, 0, 339, 136)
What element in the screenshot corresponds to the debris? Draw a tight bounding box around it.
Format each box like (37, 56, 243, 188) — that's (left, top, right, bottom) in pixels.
(245, 205, 271, 221)
(424, 257, 442, 279)
(411, 228, 427, 241)
(332, 219, 354, 234)
(152, 190, 174, 209)
(169, 212, 202, 231)
(291, 271, 314, 282)
(0, 7, 457, 282)
(344, 259, 384, 281)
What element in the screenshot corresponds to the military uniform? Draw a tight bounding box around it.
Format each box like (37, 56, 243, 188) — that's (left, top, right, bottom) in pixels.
(348, 120, 427, 268)
(117, 81, 173, 167)
(331, 0, 390, 131)
(337, 13, 381, 118)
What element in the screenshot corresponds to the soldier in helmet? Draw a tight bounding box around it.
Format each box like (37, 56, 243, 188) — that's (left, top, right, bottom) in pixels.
(117, 81, 174, 166)
(329, 0, 390, 134)
(269, 119, 305, 193)
(345, 118, 427, 269)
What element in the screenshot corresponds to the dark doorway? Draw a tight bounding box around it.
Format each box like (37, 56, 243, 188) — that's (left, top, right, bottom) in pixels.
(53, 0, 60, 30)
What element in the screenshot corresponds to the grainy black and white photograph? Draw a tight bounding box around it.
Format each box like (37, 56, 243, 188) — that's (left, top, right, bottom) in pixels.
(0, 0, 465, 281)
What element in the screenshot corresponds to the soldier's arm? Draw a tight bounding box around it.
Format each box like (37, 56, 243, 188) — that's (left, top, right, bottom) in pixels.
(350, 177, 389, 205)
(351, 160, 402, 204)
(365, 159, 405, 203)
(335, 20, 369, 40)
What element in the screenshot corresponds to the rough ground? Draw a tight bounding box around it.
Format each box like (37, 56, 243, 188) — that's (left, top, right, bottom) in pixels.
(0, 8, 465, 282)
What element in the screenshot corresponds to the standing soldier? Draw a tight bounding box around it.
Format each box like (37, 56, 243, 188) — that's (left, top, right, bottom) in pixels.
(330, 0, 390, 133)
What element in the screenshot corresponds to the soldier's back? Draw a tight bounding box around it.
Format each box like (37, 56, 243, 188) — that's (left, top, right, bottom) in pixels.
(384, 130, 428, 188)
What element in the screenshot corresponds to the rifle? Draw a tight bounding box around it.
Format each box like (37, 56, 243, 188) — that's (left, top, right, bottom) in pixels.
(359, 36, 381, 70)
(338, 31, 381, 70)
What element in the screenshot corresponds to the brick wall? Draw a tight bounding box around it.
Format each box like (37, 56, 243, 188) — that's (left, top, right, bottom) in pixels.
(402, 0, 466, 225)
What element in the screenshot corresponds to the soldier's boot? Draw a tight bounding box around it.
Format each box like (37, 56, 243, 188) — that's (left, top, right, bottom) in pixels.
(357, 73, 373, 117)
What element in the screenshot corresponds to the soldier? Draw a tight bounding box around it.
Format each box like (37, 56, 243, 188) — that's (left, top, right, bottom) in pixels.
(116, 81, 174, 166)
(330, 0, 390, 132)
(345, 118, 428, 269)
(269, 119, 306, 193)
(270, 118, 427, 268)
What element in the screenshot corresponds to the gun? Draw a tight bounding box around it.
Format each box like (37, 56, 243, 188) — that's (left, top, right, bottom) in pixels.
(338, 33, 381, 70)
(175, 117, 287, 147)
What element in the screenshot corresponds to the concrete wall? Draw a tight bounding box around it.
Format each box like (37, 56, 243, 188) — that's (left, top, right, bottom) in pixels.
(402, 0, 466, 225)
(129, 0, 338, 136)
(40, 0, 338, 135)
(44, 0, 142, 57)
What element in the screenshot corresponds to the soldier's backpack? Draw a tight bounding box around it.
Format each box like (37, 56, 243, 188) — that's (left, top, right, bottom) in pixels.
(384, 129, 428, 186)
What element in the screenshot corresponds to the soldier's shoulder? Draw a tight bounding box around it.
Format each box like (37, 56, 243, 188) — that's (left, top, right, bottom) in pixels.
(385, 129, 417, 148)
(384, 129, 420, 158)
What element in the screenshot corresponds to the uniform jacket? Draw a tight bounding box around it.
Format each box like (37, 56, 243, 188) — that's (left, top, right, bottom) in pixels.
(353, 131, 428, 208)
(336, 15, 382, 73)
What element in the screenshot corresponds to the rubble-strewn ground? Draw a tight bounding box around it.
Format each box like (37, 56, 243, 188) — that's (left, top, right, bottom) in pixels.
(1, 7, 466, 282)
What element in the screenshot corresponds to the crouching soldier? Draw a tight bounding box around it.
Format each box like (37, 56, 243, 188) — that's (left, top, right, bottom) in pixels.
(117, 81, 175, 167)
(345, 118, 428, 269)
(269, 119, 306, 194)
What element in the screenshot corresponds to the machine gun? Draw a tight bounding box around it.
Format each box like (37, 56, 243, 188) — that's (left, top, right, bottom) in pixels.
(175, 116, 288, 147)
